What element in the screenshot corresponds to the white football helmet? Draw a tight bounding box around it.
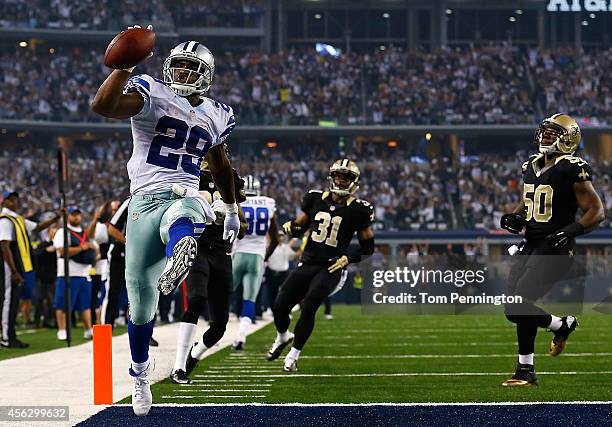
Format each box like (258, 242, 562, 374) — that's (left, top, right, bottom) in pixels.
(244, 175, 261, 196)
(163, 41, 214, 96)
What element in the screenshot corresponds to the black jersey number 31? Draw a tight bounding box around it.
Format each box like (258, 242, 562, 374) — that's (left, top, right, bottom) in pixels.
(523, 183, 553, 222)
(310, 212, 343, 247)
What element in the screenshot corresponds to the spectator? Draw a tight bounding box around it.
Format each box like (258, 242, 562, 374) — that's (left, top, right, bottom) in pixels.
(53, 207, 97, 341)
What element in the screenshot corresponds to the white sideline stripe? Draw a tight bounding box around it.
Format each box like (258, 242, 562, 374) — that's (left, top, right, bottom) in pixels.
(115, 401, 612, 407)
(300, 352, 612, 359)
(162, 395, 267, 399)
(198, 371, 612, 378)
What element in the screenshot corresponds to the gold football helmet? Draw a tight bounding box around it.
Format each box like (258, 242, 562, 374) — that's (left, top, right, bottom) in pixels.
(329, 159, 360, 196)
(534, 113, 581, 156)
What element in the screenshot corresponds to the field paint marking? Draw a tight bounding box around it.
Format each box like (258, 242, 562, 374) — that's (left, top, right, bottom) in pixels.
(299, 352, 612, 359)
(207, 369, 280, 373)
(175, 389, 272, 392)
(198, 371, 612, 378)
(192, 378, 275, 382)
(115, 401, 612, 407)
(161, 395, 267, 399)
(306, 341, 609, 348)
(319, 333, 611, 340)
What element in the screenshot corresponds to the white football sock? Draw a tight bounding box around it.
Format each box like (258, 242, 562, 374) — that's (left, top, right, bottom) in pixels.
(191, 341, 210, 360)
(518, 353, 534, 365)
(287, 347, 301, 361)
(548, 315, 563, 331)
(278, 331, 291, 342)
(131, 357, 150, 375)
(174, 322, 197, 371)
(238, 317, 251, 341)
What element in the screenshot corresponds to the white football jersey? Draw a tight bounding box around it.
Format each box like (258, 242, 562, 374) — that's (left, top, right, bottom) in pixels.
(124, 74, 236, 194)
(234, 196, 276, 258)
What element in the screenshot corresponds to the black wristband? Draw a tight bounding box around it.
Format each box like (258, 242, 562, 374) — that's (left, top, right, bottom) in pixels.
(561, 222, 585, 238)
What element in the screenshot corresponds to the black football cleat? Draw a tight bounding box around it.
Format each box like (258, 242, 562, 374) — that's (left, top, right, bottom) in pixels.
(232, 340, 244, 350)
(502, 363, 538, 387)
(149, 337, 159, 347)
(266, 332, 294, 361)
(185, 344, 199, 376)
(0, 339, 29, 349)
(169, 369, 191, 384)
(549, 316, 578, 357)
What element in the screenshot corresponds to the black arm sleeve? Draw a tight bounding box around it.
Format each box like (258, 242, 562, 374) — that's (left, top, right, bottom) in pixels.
(346, 237, 375, 264)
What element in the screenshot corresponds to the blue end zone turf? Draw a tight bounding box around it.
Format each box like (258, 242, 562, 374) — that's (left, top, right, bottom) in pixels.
(78, 404, 612, 426)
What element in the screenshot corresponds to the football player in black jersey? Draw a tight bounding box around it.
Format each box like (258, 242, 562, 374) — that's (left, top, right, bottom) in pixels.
(266, 159, 375, 372)
(500, 113, 605, 387)
(170, 146, 247, 384)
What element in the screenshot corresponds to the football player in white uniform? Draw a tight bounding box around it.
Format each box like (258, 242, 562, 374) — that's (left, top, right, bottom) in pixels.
(92, 29, 240, 416)
(231, 176, 279, 349)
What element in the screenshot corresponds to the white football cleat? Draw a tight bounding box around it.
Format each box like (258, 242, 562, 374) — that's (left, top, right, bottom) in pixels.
(83, 329, 93, 340)
(157, 236, 197, 295)
(130, 358, 155, 416)
(57, 330, 67, 341)
(283, 357, 298, 372)
(266, 332, 294, 361)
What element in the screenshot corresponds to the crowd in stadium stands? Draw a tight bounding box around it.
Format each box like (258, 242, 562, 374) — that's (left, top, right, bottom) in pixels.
(2, 141, 611, 232)
(0, 0, 263, 30)
(0, 0, 170, 30)
(169, 0, 265, 27)
(0, 45, 609, 125)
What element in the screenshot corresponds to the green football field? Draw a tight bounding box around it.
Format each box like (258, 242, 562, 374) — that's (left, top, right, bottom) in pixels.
(150, 305, 612, 404)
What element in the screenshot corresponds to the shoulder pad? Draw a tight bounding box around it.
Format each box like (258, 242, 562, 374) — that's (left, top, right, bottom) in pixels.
(203, 98, 236, 143)
(554, 155, 590, 167)
(356, 199, 374, 209)
(521, 161, 529, 172)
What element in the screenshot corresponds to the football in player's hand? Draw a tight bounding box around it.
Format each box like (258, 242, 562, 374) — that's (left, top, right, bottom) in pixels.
(104, 27, 155, 70)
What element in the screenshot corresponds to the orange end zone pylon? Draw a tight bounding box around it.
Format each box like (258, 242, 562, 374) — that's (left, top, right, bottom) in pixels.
(93, 324, 113, 404)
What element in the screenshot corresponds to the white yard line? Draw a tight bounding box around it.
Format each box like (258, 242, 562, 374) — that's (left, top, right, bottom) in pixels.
(198, 371, 612, 378)
(299, 352, 612, 359)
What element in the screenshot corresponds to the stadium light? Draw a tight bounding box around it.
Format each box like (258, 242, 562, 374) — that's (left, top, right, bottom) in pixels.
(314, 13, 322, 19)
(445, 9, 453, 15)
(590, 13, 596, 18)
(425, 132, 432, 141)
(582, 20, 589, 26)
(515, 9, 523, 15)
(18, 41, 27, 47)
(509, 16, 517, 23)
(383, 12, 390, 19)
(379, 45, 386, 51)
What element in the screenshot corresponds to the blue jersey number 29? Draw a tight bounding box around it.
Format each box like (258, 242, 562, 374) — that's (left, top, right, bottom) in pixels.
(243, 207, 269, 236)
(146, 115, 213, 177)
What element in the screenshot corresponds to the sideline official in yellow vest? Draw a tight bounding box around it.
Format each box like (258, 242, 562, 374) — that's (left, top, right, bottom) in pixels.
(0, 190, 61, 348)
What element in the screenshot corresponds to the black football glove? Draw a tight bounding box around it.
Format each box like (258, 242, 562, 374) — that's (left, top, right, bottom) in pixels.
(545, 222, 585, 249)
(501, 213, 526, 234)
(545, 230, 570, 249)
